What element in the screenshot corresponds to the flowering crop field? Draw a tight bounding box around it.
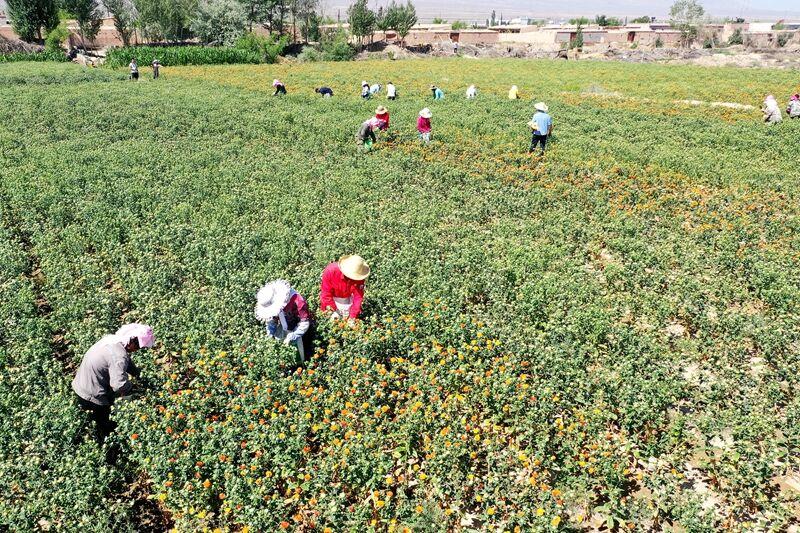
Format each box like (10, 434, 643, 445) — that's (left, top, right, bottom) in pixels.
(1, 59, 800, 532)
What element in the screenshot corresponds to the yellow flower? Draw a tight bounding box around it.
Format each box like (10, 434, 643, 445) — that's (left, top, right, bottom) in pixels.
(376, 500, 386, 508)
(487, 507, 495, 516)
(415, 505, 423, 514)
(536, 508, 545, 516)
(551, 516, 561, 527)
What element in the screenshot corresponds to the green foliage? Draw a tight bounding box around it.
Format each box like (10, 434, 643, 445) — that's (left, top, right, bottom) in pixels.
(776, 32, 793, 48)
(347, 0, 377, 47)
(234, 32, 288, 64)
(654, 36, 664, 48)
(0, 49, 68, 63)
(571, 22, 585, 50)
(569, 17, 590, 26)
(132, 0, 197, 42)
(432, 17, 446, 24)
(104, 45, 261, 67)
(190, 0, 248, 46)
(44, 23, 70, 52)
(6, 0, 60, 42)
(2, 58, 800, 531)
(320, 28, 356, 60)
(669, 0, 705, 47)
(62, 0, 104, 46)
(631, 16, 652, 23)
(384, 1, 417, 45)
(594, 14, 622, 27)
(0, 62, 124, 83)
(451, 20, 468, 31)
(728, 28, 743, 45)
(103, 0, 138, 47)
(297, 45, 323, 62)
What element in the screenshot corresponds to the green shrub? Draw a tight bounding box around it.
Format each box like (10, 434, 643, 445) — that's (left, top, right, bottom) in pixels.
(777, 32, 793, 47)
(45, 24, 70, 53)
(320, 29, 356, 61)
(297, 45, 323, 62)
(728, 28, 743, 45)
(104, 45, 261, 68)
(234, 32, 287, 64)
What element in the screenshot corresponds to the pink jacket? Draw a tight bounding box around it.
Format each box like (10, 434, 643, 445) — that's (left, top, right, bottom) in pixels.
(319, 262, 365, 318)
(417, 116, 431, 133)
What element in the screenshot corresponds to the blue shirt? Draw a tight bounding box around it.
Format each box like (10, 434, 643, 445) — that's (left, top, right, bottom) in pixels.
(433, 88, 444, 99)
(531, 111, 552, 135)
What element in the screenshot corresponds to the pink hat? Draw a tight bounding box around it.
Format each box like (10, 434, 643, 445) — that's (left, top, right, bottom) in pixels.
(115, 323, 155, 349)
(368, 117, 386, 129)
(792, 94, 800, 101)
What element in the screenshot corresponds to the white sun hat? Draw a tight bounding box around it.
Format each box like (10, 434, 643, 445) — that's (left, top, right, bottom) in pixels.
(254, 279, 293, 322)
(419, 108, 432, 118)
(338, 255, 371, 281)
(534, 102, 549, 112)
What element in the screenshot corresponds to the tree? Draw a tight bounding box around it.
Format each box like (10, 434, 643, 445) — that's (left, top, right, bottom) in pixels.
(63, 0, 104, 48)
(191, 0, 248, 45)
(347, 0, 376, 49)
(569, 17, 589, 26)
(631, 16, 652, 23)
(451, 20, 467, 30)
(133, 0, 196, 41)
(595, 14, 622, 27)
(103, 0, 138, 46)
(384, 0, 416, 47)
(669, 0, 705, 47)
(432, 17, 445, 24)
(489, 10, 496, 26)
(6, 0, 60, 42)
(571, 20, 584, 49)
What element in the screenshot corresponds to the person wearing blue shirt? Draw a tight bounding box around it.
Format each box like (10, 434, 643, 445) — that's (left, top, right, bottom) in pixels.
(528, 102, 553, 155)
(430, 85, 444, 100)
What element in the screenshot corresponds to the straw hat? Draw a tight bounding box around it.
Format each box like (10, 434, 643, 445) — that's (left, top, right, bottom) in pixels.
(254, 280, 292, 322)
(362, 80, 368, 86)
(511, 85, 518, 91)
(114, 323, 155, 349)
(339, 255, 370, 281)
(534, 102, 549, 112)
(419, 108, 432, 118)
(375, 105, 388, 114)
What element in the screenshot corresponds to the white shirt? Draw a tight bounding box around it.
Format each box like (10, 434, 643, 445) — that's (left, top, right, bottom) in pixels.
(387, 84, 396, 97)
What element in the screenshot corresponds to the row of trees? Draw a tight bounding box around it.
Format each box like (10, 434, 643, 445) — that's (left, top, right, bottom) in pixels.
(6, 0, 324, 46)
(347, 0, 417, 48)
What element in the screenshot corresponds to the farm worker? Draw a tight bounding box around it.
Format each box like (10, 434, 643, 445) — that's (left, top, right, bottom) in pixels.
(375, 105, 390, 130)
(255, 279, 311, 362)
(762, 95, 782, 123)
(129, 58, 139, 81)
(528, 102, 553, 155)
(361, 81, 371, 99)
(430, 85, 444, 99)
(272, 79, 287, 96)
(453, 41, 459, 54)
(356, 118, 385, 151)
(315, 86, 334, 98)
(370, 83, 382, 95)
(466, 84, 477, 99)
(417, 108, 432, 144)
(72, 323, 154, 444)
(508, 85, 519, 99)
(320, 255, 370, 320)
(787, 94, 800, 119)
(387, 82, 397, 100)
(151, 58, 161, 79)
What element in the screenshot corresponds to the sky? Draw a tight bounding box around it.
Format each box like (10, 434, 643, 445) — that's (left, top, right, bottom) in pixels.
(324, 0, 800, 22)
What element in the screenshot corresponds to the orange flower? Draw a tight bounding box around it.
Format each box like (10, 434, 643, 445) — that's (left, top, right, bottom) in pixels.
(279, 521, 290, 529)
(202, 479, 211, 489)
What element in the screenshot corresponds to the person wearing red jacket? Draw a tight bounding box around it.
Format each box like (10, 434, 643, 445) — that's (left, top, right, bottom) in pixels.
(375, 106, 390, 130)
(417, 108, 432, 144)
(320, 255, 371, 320)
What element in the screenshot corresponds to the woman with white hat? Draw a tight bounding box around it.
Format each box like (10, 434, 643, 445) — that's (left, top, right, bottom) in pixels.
(320, 255, 370, 320)
(417, 108, 433, 144)
(508, 85, 520, 100)
(528, 102, 553, 155)
(72, 323, 155, 443)
(272, 79, 287, 96)
(361, 81, 371, 99)
(763, 95, 782, 124)
(255, 280, 311, 361)
(466, 85, 477, 99)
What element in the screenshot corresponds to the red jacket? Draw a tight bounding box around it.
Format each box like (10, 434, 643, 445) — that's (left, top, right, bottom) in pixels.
(375, 112, 390, 129)
(320, 262, 365, 318)
(417, 116, 431, 133)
